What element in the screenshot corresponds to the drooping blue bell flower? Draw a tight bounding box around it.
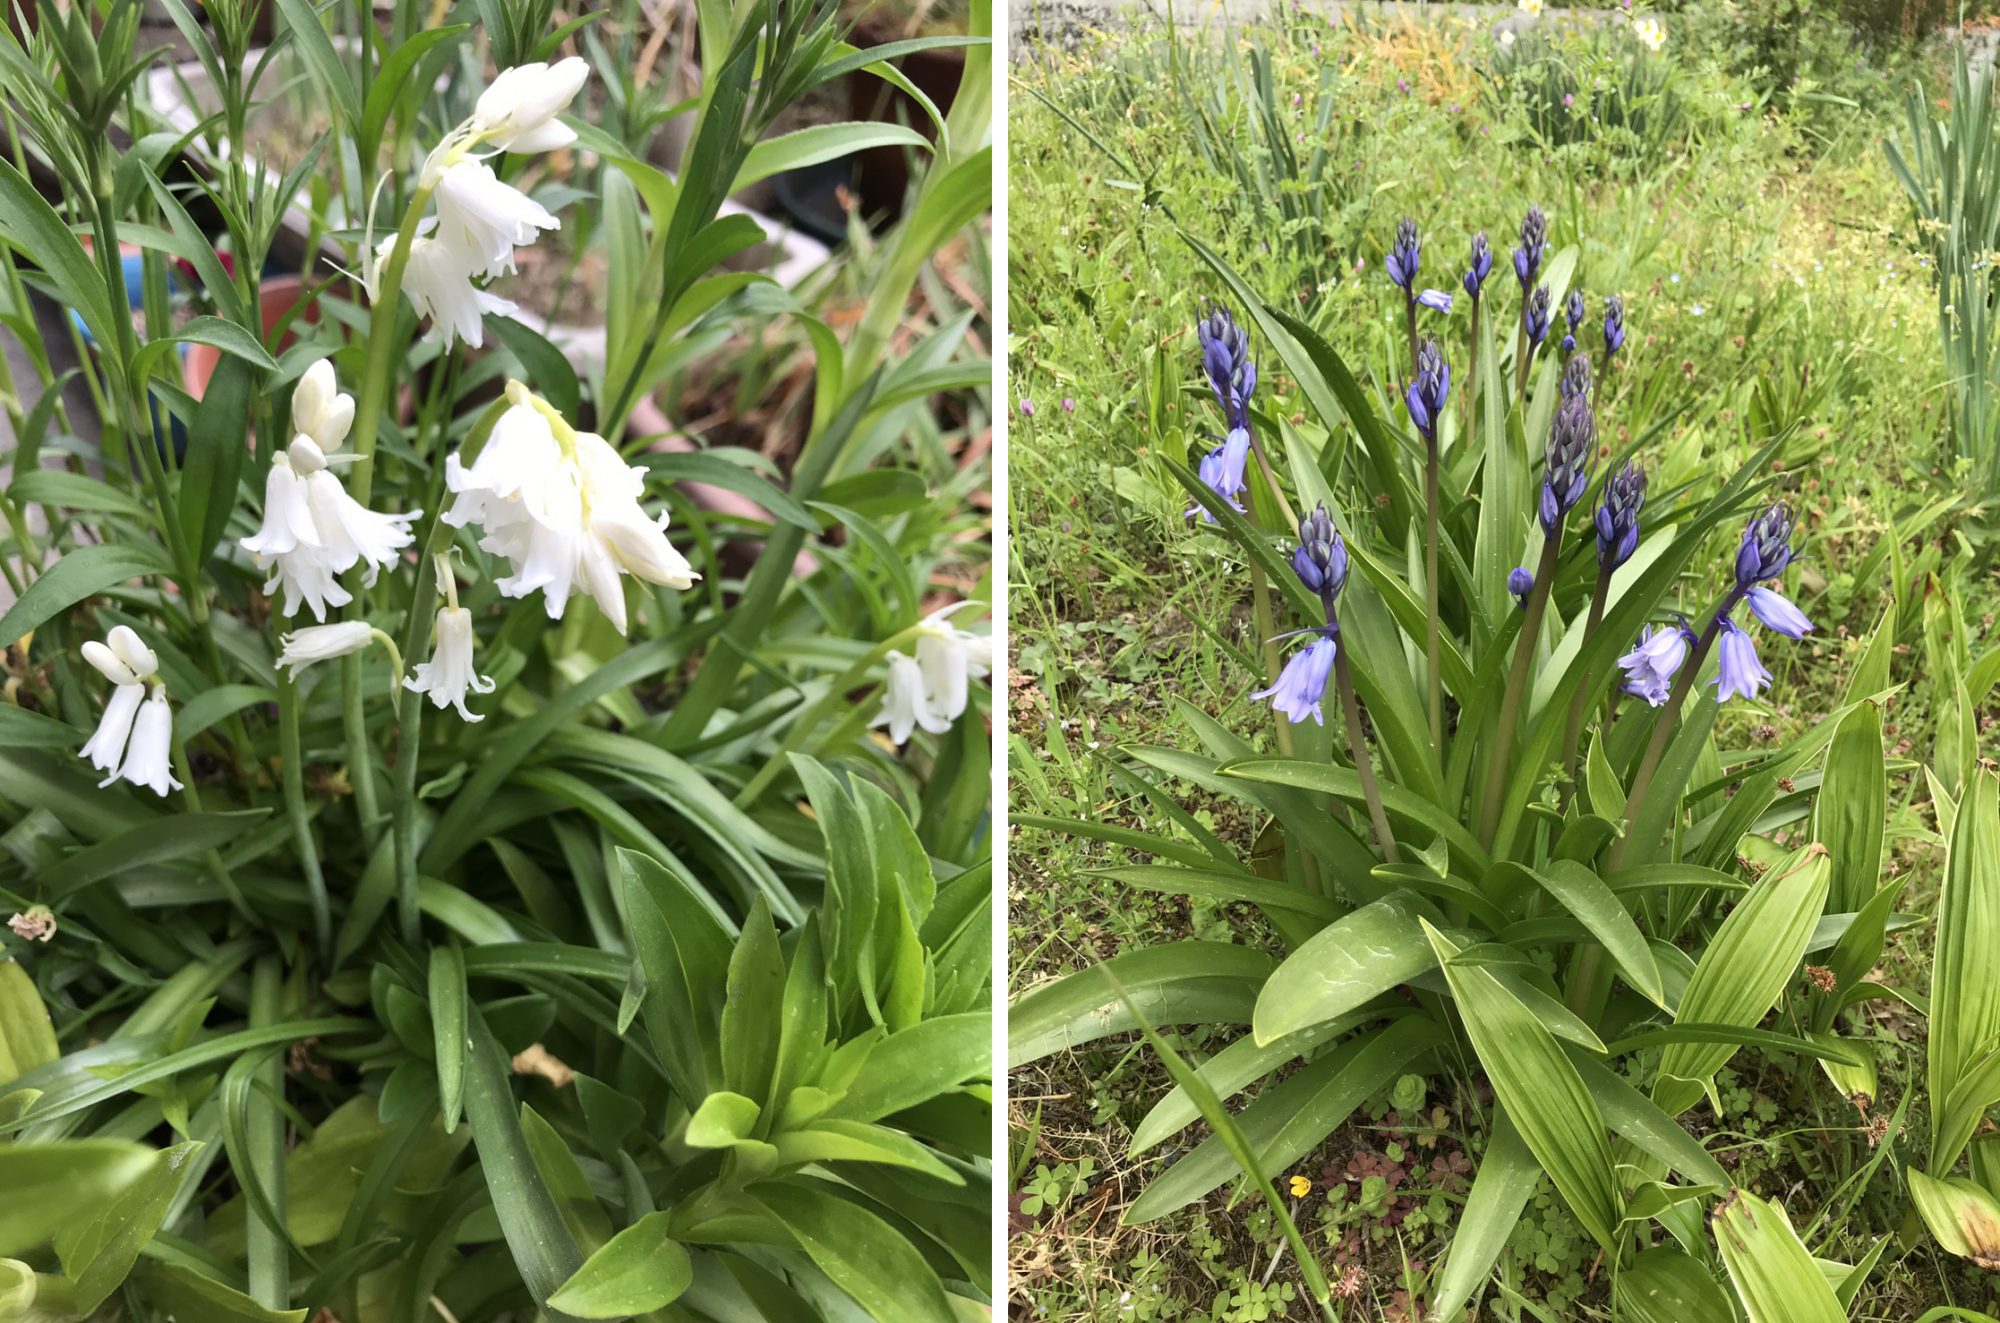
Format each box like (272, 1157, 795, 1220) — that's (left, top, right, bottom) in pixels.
(1292, 503, 1349, 604)
(1417, 288, 1454, 313)
(1514, 205, 1547, 289)
(1538, 392, 1595, 534)
(1189, 427, 1252, 522)
(1619, 620, 1694, 706)
(1746, 586, 1813, 639)
(1508, 567, 1534, 608)
(1197, 306, 1257, 431)
(1253, 633, 1339, 726)
(1464, 231, 1493, 300)
(1594, 460, 1646, 569)
(1713, 615, 1775, 703)
(1604, 294, 1626, 356)
(1387, 218, 1421, 292)
(1406, 336, 1450, 442)
(1734, 502, 1795, 589)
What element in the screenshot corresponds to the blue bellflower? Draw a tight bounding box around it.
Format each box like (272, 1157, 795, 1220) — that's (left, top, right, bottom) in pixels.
(1524, 285, 1553, 349)
(1407, 336, 1450, 441)
(1604, 294, 1626, 356)
(1465, 232, 1493, 300)
(1714, 616, 1774, 702)
(1539, 393, 1595, 534)
(1594, 460, 1646, 569)
(1198, 306, 1258, 431)
(1418, 288, 1454, 313)
(1562, 288, 1585, 352)
(1619, 620, 1694, 706)
(1706, 502, 1811, 703)
(1560, 353, 1593, 400)
(1292, 503, 1349, 603)
(1508, 567, 1535, 608)
(1387, 218, 1421, 292)
(1515, 205, 1547, 289)
(1253, 634, 1339, 725)
(1189, 427, 1252, 523)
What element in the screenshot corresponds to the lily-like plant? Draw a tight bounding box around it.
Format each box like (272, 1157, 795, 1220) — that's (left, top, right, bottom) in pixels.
(0, 0, 994, 1316)
(1011, 211, 1920, 1319)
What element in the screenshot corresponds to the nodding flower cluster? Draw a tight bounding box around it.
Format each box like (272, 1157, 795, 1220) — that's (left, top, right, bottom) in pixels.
(1254, 503, 1348, 725)
(1562, 288, 1586, 353)
(1524, 284, 1553, 349)
(1407, 336, 1450, 443)
(1619, 502, 1813, 705)
(1561, 353, 1593, 400)
(1539, 392, 1595, 534)
(1464, 232, 1493, 300)
(1604, 294, 1626, 357)
(1515, 205, 1547, 289)
(1386, 218, 1455, 312)
(1190, 307, 1257, 520)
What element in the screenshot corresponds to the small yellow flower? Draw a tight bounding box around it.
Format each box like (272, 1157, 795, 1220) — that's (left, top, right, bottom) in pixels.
(1288, 1174, 1312, 1198)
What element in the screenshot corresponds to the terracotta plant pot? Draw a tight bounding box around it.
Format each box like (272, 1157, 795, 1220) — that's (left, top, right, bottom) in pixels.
(182, 275, 317, 401)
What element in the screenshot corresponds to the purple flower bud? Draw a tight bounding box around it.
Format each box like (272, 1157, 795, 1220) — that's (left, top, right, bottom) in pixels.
(1566, 287, 1586, 333)
(1198, 306, 1258, 431)
(1593, 460, 1646, 568)
(1387, 218, 1421, 291)
(1747, 586, 1813, 638)
(1561, 334, 1576, 353)
(1252, 634, 1339, 726)
(1524, 284, 1553, 348)
(1406, 336, 1450, 441)
(1560, 353, 1593, 400)
(1019, 398, 1035, 417)
(1061, 397, 1076, 413)
(1418, 288, 1454, 313)
(1514, 205, 1547, 289)
(1604, 294, 1626, 355)
(1619, 620, 1693, 706)
(1464, 231, 1493, 299)
(1540, 392, 1595, 534)
(1713, 615, 1774, 703)
(1733, 502, 1795, 589)
(1508, 567, 1534, 607)
(1292, 503, 1349, 602)
(1189, 427, 1252, 523)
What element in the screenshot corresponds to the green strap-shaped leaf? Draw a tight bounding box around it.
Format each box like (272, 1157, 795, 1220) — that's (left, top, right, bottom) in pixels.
(1252, 893, 1435, 1046)
(546, 1210, 693, 1318)
(1930, 770, 2000, 1168)
(1422, 921, 1621, 1254)
(1614, 1246, 1737, 1323)
(1009, 942, 1275, 1065)
(1713, 1190, 1847, 1323)
(0, 544, 175, 652)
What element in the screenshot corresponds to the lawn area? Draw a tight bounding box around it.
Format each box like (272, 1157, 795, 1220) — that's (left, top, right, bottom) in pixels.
(1005, 6, 2000, 1319)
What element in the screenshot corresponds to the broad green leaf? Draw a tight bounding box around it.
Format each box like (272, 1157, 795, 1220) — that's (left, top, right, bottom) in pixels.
(1422, 921, 1620, 1253)
(55, 1140, 203, 1312)
(546, 1210, 694, 1317)
(1519, 861, 1664, 1006)
(1252, 893, 1433, 1045)
(826, 1012, 990, 1123)
(40, 810, 270, 900)
(1930, 770, 2000, 1168)
(1615, 1246, 1736, 1323)
(0, 544, 175, 652)
(1713, 1190, 1847, 1323)
(0, 961, 59, 1085)
(1428, 1109, 1541, 1322)
(139, 1261, 308, 1322)
(735, 122, 930, 190)
(1814, 702, 1887, 914)
(0, 705, 82, 750)
(429, 946, 467, 1134)
(1656, 847, 1831, 1116)
(748, 1181, 954, 1321)
(1909, 1168, 2000, 1270)
(1009, 942, 1275, 1064)
(0, 1140, 154, 1255)
(685, 1091, 763, 1150)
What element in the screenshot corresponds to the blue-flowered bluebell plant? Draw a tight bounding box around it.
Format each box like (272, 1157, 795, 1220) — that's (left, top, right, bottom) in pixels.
(1018, 207, 1892, 1323)
(1562, 287, 1586, 352)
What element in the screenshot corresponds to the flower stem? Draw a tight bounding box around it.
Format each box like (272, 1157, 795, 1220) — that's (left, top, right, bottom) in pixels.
(1251, 562, 1296, 759)
(1475, 525, 1564, 849)
(1559, 565, 1614, 801)
(1424, 433, 1444, 757)
(393, 685, 423, 946)
(1608, 615, 1724, 870)
(1463, 297, 1482, 431)
(347, 185, 436, 507)
(1334, 645, 1399, 865)
(341, 659, 382, 839)
(279, 675, 331, 960)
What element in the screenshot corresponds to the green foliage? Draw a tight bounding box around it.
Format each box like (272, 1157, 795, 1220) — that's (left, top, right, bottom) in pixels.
(0, 0, 993, 1315)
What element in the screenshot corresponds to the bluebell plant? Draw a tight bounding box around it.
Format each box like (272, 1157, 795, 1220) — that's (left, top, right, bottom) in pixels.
(1604, 292, 1626, 362)
(1515, 204, 1548, 289)
(1464, 231, 1493, 301)
(1563, 287, 1585, 353)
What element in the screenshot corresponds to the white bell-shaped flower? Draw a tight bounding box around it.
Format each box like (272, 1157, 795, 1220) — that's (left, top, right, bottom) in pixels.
(77, 627, 172, 789)
(872, 651, 951, 746)
(872, 603, 990, 745)
(472, 58, 589, 153)
(432, 161, 559, 281)
(405, 605, 495, 721)
(79, 681, 145, 775)
(277, 621, 377, 679)
(240, 435, 418, 620)
(112, 689, 182, 797)
(443, 383, 699, 634)
(387, 232, 518, 349)
(291, 358, 355, 452)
